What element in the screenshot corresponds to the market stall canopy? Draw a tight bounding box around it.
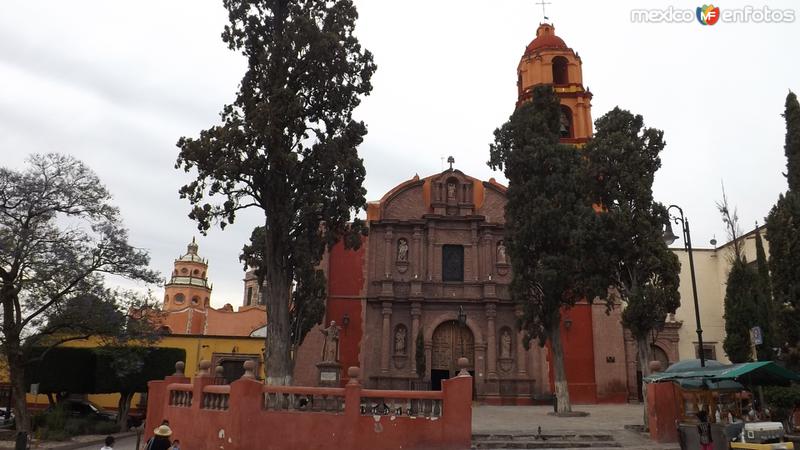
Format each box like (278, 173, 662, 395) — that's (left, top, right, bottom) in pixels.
(645, 361, 800, 387)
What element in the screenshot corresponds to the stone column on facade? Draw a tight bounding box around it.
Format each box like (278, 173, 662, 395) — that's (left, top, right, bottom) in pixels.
(485, 303, 498, 379)
(514, 305, 528, 376)
(380, 301, 393, 374)
(412, 226, 423, 279)
(410, 302, 422, 377)
(481, 231, 493, 280)
(383, 227, 393, 279)
(427, 224, 435, 281)
(471, 224, 479, 281)
(424, 341, 433, 382)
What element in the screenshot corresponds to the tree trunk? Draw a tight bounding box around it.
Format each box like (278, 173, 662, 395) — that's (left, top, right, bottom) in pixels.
(8, 345, 30, 450)
(636, 335, 653, 429)
(263, 220, 293, 386)
(549, 325, 571, 414)
(117, 391, 134, 430)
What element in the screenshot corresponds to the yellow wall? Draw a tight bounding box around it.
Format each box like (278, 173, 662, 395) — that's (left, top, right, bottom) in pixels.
(671, 227, 768, 364)
(22, 335, 265, 411)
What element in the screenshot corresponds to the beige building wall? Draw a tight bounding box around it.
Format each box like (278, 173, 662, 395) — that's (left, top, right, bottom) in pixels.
(671, 226, 768, 364)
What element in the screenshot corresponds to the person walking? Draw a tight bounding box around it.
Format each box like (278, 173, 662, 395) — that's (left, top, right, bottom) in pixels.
(697, 410, 714, 450)
(100, 436, 114, 450)
(143, 425, 173, 450)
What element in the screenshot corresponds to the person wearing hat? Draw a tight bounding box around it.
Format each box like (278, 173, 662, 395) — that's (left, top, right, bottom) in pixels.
(144, 424, 173, 450)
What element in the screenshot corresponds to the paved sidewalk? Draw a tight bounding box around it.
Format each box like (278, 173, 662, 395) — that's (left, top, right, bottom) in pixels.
(473, 404, 680, 449)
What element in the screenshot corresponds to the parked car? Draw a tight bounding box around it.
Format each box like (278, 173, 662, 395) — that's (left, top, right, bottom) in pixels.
(0, 407, 13, 427)
(51, 399, 116, 422)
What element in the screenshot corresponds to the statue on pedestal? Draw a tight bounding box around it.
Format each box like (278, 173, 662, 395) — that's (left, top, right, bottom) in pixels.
(397, 238, 409, 262)
(497, 241, 507, 264)
(320, 320, 340, 362)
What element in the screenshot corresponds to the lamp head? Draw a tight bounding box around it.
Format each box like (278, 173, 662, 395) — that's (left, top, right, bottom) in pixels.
(458, 305, 466, 327)
(663, 220, 679, 245)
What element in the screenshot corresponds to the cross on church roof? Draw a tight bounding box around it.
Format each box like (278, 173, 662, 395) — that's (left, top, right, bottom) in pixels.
(536, 0, 552, 21)
(447, 156, 455, 170)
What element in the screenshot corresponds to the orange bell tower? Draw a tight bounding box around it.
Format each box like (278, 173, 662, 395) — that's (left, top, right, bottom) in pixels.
(163, 238, 212, 311)
(517, 23, 593, 144)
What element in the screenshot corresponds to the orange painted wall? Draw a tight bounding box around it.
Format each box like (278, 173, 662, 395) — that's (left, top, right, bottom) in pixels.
(648, 382, 681, 443)
(325, 238, 367, 383)
(548, 304, 598, 403)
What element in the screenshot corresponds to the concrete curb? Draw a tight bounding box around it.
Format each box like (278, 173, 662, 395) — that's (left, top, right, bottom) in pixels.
(39, 431, 139, 450)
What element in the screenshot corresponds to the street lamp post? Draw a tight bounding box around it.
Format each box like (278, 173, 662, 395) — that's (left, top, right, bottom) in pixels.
(663, 204, 706, 367)
(458, 305, 467, 359)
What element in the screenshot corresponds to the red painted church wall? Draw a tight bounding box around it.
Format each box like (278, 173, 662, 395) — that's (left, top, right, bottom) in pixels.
(548, 304, 598, 403)
(325, 238, 367, 384)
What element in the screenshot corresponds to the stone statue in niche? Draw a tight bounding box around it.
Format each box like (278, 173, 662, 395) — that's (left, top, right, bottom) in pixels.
(320, 321, 340, 362)
(497, 240, 507, 264)
(447, 182, 456, 200)
(500, 329, 512, 358)
(394, 327, 407, 354)
(397, 238, 409, 263)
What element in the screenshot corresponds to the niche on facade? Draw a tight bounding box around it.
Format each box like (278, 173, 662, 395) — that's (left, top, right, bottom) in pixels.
(495, 240, 510, 276)
(498, 327, 515, 373)
(396, 238, 409, 274)
(174, 293, 185, 305)
(392, 324, 408, 369)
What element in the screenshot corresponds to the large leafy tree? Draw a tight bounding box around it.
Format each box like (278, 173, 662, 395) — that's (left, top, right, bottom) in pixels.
(488, 86, 614, 413)
(0, 154, 158, 448)
(176, 0, 375, 385)
(585, 108, 680, 379)
(767, 91, 800, 369)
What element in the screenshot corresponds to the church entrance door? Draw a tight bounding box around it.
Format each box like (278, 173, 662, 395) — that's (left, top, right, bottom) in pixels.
(431, 320, 474, 390)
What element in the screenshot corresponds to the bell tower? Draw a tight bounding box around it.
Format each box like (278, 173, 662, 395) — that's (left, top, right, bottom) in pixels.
(517, 23, 593, 144)
(163, 238, 212, 311)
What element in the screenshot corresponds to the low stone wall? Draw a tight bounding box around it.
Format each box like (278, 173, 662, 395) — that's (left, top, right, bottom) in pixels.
(145, 360, 473, 450)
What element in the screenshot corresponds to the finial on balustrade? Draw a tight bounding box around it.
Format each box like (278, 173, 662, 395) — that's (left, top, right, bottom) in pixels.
(242, 359, 256, 379)
(215, 365, 225, 378)
(457, 357, 470, 376)
(198, 359, 212, 376)
(174, 361, 185, 377)
(347, 366, 360, 386)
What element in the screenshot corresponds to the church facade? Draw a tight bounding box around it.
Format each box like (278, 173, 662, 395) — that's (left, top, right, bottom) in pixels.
(154, 22, 696, 404)
(308, 23, 678, 403)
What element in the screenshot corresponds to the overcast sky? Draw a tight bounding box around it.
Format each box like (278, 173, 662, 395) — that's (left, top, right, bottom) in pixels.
(1, 1, 798, 307)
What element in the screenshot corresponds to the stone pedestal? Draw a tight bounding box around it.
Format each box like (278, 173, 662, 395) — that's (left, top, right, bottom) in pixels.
(316, 361, 342, 387)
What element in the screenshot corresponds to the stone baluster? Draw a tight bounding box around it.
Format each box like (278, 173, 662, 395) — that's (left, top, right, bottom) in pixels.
(485, 303, 497, 378)
(380, 302, 393, 374)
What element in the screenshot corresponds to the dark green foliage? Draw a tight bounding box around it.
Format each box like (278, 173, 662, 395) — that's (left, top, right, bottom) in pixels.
(488, 85, 614, 345)
(766, 92, 800, 370)
(488, 85, 615, 412)
(754, 229, 776, 359)
(25, 347, 185, 394)
(585, 107, 681, 347)
(784, 92, 800, 191)
(176, 0, 375, 383)
(764, 385, 800, 422)
(415, 328, 425, 378)
(723, 259, 761, 362)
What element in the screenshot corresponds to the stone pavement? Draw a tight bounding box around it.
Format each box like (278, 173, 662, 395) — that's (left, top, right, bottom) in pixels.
(473, 404, 680, 449)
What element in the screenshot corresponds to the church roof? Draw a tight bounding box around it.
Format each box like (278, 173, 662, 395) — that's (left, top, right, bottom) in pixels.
(523, 23, 567, 56)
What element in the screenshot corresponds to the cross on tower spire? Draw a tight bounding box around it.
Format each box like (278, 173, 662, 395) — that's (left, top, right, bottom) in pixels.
(535, 0, 552, 21)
